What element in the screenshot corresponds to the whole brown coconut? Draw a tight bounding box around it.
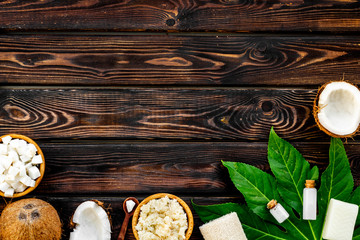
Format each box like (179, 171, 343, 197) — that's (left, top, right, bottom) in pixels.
(0, 198, 62, 240)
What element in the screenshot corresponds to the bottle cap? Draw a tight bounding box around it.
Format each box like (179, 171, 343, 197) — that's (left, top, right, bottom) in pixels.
(305, 180, 315, 188)
(267, 199, 277, 209)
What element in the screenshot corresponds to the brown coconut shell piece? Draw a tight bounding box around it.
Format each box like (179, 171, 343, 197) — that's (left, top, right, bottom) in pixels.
(313, 81, 360, 138)
(0, 198, 62, 240)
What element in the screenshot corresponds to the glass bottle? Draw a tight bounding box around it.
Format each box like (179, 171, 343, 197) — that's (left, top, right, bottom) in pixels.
(303, 180, 317, 220)
(267, 199, 289, 223)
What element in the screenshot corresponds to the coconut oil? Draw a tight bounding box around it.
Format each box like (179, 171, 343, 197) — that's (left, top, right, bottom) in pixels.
(303, 180, 317, 220)
(267, 199, 289, 224)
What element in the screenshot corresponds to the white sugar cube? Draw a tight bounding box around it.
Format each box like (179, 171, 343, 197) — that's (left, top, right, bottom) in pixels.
(0, 182, 11, 192)
(28, 166, 41, 180)
(15, 183, 27, 193)
(31, 155, 43, 165)
(4, 187, 14, 197)
(1, 136, 12, 145)
(323, 198, 359, 240)
(20, 176, 33, 187)
(0, 156, 12, 169)
(0, 144, 7, 155)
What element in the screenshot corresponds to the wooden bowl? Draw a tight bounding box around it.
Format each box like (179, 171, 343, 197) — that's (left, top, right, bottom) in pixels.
(132, 193, 194, 240)
(0, 134, 45, 198)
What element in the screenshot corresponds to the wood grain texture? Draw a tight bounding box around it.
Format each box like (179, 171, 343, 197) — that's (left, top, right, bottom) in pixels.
(0, 0, 359, 32)
(1, 34, 360, 86)
(30, 142, 360, 195)
(0, 196, 238, 240)
(0, 88, 331, 140)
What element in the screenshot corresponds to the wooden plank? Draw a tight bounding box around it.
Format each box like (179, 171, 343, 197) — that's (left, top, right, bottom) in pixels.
(0, 34, 360, 86)
(0, 1, 359, 32)
(30, 142, 360, 195)
(0, 88, 329, 140)
(0, 196, 238, 240)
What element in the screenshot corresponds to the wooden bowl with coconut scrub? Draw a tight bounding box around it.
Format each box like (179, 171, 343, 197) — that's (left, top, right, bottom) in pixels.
(132, 193, 194, 240)
(0, 134, 45, 198)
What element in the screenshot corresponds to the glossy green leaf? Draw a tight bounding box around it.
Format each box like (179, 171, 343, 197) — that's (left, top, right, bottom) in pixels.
(222, 161, 279, 221)
(349, 186, 360, 226)
(268, 127, 317, 214)
(318, 138, 354, 239)
(192, 201, 289, 240)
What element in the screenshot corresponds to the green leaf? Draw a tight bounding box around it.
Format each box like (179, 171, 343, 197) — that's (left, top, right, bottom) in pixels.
(353, 227, 360, 240)
(267, 127, 318, 239)
(268, 127, 317, 214)
(222, 160, 280, 221)
(349, 186, 360, 226)
(192, 201, 289, 240)
(318, 137, 354, 239)
(223, 160, 313, 240)
(308, 166, 319, 180)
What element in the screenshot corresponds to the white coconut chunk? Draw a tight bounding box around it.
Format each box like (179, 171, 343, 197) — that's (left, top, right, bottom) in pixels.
(19, 165, 27, 177)
(26, 144, 37, 158)
(20, 154, 31, 163)
(9, 139, 20, 150)
(0, 144, 7, 155)
(20, 175, 33, 187)
(29, 179, 35, 187)
(31, 155, 43, 165)
(28, 166, 41, 180)
(7, 166, 20, 177)
(25, 162, 33, 170)
(10, 180, 23, 190)
(0, 182, 11, 192)
(126, 200, 136, 213)
(15, 183, 27, 193)
(5, 174, 16, 183)
(1, 156, 12, 170)
(8, 150, 19, 163)
(70, 201, 111, 240)
(318, 81, 360, 136)
(4, 187, 14, 197)
(1, 136, 12, 145)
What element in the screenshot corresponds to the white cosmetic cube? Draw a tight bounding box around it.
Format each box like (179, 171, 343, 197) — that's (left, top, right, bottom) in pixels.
(323, 198, 359, 240)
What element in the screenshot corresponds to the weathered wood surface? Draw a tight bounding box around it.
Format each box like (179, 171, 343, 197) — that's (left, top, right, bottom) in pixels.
(0, 196, 236, 240)
(31, 142, 360, 196)
(0, 0, 359, 32)
(1, 35, 360, 86)
(0, 88, 330, 140)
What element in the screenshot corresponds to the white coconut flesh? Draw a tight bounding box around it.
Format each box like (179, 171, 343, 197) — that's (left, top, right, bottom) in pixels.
(70, 201, 111, 240)
(317, 81, 360, 136)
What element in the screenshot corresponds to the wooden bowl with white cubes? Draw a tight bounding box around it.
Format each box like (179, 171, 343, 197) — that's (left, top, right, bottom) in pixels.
(0, 134, 45, 198)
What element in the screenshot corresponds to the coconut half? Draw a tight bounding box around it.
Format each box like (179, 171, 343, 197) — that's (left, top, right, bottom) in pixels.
(70, 200, 111, 240)
(314, 81, 360, 137)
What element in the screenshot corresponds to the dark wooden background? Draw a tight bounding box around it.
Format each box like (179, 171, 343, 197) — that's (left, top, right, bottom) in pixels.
(0, 1, 360, 239)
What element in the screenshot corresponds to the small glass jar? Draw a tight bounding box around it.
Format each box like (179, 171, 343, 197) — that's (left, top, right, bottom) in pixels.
(267, 199, 289, 224)
(303, 180, 317, 220)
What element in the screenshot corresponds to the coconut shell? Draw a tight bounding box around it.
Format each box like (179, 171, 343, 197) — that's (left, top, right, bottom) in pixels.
(0, 198, 62, 240)
(313, 81, 360, 138)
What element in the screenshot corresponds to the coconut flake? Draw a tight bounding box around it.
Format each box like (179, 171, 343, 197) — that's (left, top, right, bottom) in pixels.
(70, 201, 111, 240)
(317, 81, 360, 136)
(126, 199, 136, 213)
